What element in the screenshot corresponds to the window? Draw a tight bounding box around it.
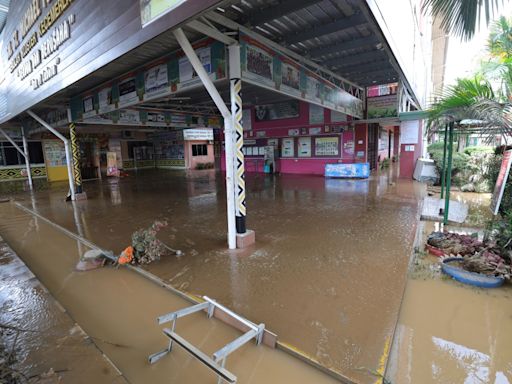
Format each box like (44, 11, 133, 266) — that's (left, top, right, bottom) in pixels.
(192, 144, 208, 156)
(0, 141, 44, 166)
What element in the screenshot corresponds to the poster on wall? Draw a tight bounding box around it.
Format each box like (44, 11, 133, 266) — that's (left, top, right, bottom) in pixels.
(315, 137, 339, 156)
(282, 138, 295, 157)
(44, 141, 67, 167)
(118, 78, 138, 107)
(281, 61, 301, 97)
(140, 0, 187, 27)
(242, 109, 252, 131)
(298, 137, 311, 157)
(179, 47, 211, 89)
(367, 94, 398, 119)
(309, 104, 324, 124)
(84, 113, 113, 125)
(244, 43, 275, 87)
(255, 100, 299, 121)
(98, 86, 115, 114)
(490, 150, 512, 215)
(379, 127, 389, 151)
(106, 152, 120, 177)
(144, 64, 168, 99)
(400, 120, 419, 144)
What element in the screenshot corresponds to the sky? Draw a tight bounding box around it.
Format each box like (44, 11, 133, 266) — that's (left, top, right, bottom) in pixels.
(444, 2, 512, 86)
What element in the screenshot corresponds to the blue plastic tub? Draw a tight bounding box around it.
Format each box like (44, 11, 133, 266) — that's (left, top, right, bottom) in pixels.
(441, 257, 505, 288)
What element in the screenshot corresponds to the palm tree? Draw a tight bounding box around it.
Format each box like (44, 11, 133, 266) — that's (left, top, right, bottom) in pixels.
(427, 71, 512, 140)
(422, 0, 508, 41)
(488, 16, 512, 58)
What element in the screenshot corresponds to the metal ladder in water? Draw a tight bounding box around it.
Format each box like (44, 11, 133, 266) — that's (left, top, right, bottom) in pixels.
(149, 296, 265, 384)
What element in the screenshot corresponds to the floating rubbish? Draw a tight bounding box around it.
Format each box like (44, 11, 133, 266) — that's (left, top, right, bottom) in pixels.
(75, 249, 107, 271)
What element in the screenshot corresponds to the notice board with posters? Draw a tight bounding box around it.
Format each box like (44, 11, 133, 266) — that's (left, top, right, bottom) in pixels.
(490, 150, 512, 215)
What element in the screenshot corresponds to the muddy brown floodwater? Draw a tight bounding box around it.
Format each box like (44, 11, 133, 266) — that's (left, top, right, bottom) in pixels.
(0, 234, 127, 383)
(2, 167, 424, 383)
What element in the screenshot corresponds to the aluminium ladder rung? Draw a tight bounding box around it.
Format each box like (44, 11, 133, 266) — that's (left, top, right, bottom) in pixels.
(163, 329, 237, 384)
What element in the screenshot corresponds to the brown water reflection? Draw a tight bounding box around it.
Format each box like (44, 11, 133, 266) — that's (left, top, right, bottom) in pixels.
(4, 168, 424, 383)
(0, 235, 126, 383)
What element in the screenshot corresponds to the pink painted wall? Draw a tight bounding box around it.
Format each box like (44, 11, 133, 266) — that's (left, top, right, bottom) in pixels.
(184, 141, 215, 169)
(218, 101, 361, 175)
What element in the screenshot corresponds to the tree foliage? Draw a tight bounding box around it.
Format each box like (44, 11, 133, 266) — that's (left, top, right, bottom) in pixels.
(422, 0, 506, 41)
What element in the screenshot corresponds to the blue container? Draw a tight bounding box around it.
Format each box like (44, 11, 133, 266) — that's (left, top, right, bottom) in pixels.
(325, 163, 370, 178)
(441, 257, 505, 288)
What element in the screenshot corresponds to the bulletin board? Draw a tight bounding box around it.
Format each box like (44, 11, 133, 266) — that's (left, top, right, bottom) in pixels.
(315, 137, 339, 156)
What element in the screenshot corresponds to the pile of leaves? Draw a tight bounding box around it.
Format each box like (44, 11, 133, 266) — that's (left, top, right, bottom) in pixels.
(462, 250, 511, 279)
(427, 232, 483, 256)
(131, 220, 168, 264)
(428, 231, 511, 279)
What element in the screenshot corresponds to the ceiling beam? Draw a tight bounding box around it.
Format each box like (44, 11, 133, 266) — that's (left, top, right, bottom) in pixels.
(325, 50, 386, 68)
(351, 74, 398, 84)
(284, 13, 367, 44)
(309, 34, 378, 57)
(338, 59, 391, 76)
(249, 0, 324, 26)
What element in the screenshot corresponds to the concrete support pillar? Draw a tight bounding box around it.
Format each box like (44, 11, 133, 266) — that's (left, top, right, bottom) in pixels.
(173, 27, 237, 249)
(21, 126, 33, 190)
(229, 45, 246, 234)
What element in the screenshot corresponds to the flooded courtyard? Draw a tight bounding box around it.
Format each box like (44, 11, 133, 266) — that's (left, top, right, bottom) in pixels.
(0, 168, 424, 383)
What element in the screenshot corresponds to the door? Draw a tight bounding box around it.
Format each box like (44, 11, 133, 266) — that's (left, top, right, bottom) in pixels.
(367, 123, 379, 170)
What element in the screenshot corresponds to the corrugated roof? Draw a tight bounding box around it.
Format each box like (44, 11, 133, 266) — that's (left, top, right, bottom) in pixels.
(0, 0, 9, 33)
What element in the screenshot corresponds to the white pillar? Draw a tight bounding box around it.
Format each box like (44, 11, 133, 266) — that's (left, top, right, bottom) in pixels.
(21, 126, 33, 189)
(173, 28, 236, 249)
(27, 110, 76, 201)
(229, 45, 246, 234)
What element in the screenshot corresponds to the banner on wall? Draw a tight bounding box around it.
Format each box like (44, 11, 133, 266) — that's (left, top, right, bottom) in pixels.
(98, 86, 115, 114)
(119, 109, 141, 124)
(71, 39, 225, 122)
(140, 0, 187, 27)
(367, 94, 398, 119)
(178, 46, 212, 89)
(280, 60, 301, 97)
(254, 100, 299, 121)
(240, 33, 363, 118)
(118, 77, 138, 107)
(243, 41, 275, 88)
(144, 64, 169, 99)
